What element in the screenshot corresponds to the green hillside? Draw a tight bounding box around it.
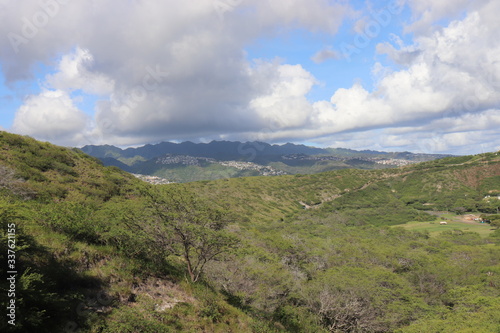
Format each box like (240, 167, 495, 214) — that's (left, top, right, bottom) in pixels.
(1, 131, 500, 332)
(0, 132, 257, 332)
(189, 153, 500, 226)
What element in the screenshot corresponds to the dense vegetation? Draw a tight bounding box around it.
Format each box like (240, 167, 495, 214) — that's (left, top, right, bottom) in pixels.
(1, 131, 499, 332)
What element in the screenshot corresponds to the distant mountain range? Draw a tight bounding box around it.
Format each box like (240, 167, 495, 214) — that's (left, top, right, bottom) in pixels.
(81, 141, 327, 160)
(80, 141, 453, 183)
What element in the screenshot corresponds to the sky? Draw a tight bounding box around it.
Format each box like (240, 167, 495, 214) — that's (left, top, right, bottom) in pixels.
(1, 0, 500, 155)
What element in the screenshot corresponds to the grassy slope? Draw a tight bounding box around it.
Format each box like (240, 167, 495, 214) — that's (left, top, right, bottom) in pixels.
(1, 132, 499, 332)
(267, 158, 390, 175)
(0, 132, 261, 332)
(189, 153, 500, 332)
(187, 168, 382, 224)
(190, 152, 500, 226)
(152, 164, 260, 183)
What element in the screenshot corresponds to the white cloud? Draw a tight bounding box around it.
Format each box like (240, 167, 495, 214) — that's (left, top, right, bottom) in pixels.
(10, 47, 113, 145)
(0, 0, 352, 146)
(297, 5, 500, 153)
(250, 64, 316, 129)
(2, 0, 500, 154)
(12, 89, 88, 145)
(46, 47, 114, 95)
(245, 3, 500, 154)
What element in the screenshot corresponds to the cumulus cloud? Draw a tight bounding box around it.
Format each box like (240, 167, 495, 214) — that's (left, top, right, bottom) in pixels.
(12, 89, 88, 145)
(1, 0, 351, 146)
(302, 2, 500, 153)
(393, 9, 500, 109)
(249, 64, 316, 129)
(1, 0, 500, 154)
(45, 47, 114, 95)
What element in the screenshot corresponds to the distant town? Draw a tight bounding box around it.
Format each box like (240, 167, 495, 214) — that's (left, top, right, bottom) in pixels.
(154, 154, 287, 177)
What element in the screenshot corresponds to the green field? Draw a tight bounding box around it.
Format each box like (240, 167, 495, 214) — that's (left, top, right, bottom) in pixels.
(397, 218, 495, 237)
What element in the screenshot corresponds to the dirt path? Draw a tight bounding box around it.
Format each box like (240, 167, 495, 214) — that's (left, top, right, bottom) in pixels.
(457, 214, 484, 225)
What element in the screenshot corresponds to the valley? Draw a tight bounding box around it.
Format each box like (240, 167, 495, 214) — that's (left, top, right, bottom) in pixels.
(1, 132, 499, 332)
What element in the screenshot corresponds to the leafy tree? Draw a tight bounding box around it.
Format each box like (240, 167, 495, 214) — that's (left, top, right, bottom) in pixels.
(136, 185, 239, 282)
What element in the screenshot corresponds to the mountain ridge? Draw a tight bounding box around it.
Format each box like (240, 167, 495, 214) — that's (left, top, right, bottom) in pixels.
(81, 140, 452, 182)
(81, 140, 452, 160)
(82, 140, 329, 160)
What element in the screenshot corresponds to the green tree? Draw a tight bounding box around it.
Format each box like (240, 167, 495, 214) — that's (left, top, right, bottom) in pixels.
(138, 185, 239, 282)
(485, 214, 500, 228)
